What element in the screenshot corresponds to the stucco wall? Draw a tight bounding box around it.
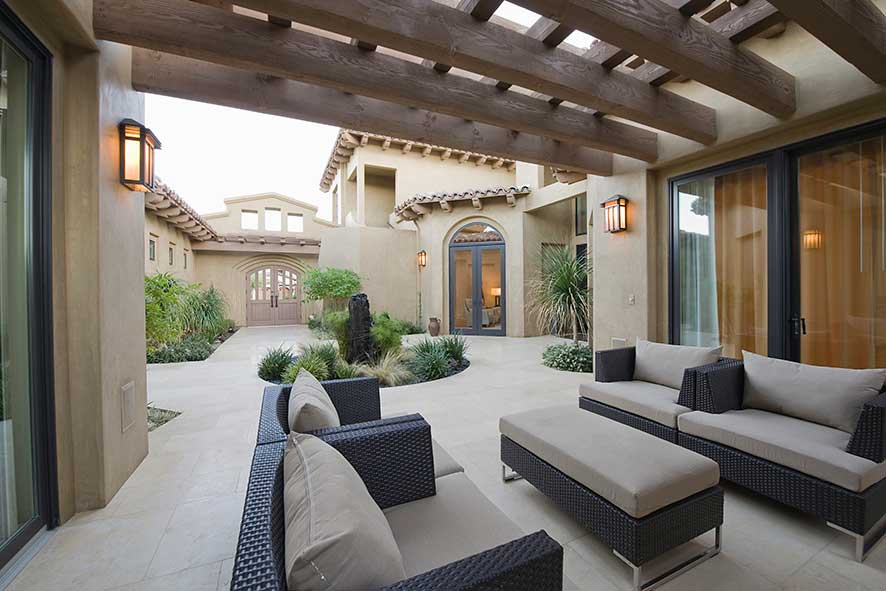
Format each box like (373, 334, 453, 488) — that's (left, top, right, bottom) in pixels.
(144, 209, 197, 282)
(203, 193, 334, 238)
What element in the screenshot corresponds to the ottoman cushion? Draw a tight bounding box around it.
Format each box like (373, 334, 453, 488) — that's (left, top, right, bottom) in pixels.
(500, 405, 720, 518)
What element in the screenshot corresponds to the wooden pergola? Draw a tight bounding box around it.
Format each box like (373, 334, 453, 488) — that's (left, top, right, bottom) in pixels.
(94, 0, 886, 176)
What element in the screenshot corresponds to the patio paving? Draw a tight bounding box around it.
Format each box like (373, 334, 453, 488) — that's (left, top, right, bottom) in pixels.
(8, 326, 886, 590)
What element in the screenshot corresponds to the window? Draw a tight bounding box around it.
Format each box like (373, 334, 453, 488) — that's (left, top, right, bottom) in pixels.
(183, 251, 188, 269)
(168, 245, 175, 266)
(265, 208, 281, 231)
(241, 210, 258, 230)
(287, 213, 304, 233)
(148, 238, 156, 261)
(575, 194, 587, 236)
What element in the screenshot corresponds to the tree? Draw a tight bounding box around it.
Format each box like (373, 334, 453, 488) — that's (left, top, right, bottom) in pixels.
(527, 244, 590, 343)
(302, 267, 362, 311)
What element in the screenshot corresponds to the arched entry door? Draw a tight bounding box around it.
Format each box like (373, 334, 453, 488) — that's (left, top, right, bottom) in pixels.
(246, 266, 302, 326)
(449, 223, 506, 335)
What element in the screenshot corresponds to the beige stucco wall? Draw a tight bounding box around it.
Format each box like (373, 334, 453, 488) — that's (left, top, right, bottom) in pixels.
(193, 251, 321, 327)
(204, 193, 333, 238)
(144, 209, 197, 282)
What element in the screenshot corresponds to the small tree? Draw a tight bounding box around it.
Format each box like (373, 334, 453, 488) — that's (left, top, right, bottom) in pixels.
(526, 244, 590, 343)
(302, 267, 362, 311)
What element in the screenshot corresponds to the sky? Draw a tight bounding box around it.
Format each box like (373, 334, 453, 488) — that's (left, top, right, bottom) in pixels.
(145, 94, 339, 220)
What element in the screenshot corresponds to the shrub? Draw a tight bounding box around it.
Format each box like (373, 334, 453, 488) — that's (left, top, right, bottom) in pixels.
(147, 333, 215, 364)
(258, 346, 296, 382)
(370, 314, 404, 358)
(332, 358, 361, 379)
(181, 285, 228, 338)
(393, 319, 425, 335)
(307, 315, 322, 332)
(302, 267, 362, 310)
(410, 338, 442, 358)
(542, 342, 594, 373)
(145, 273, 186, 347)
(527, 243, 590, 342)
(321, 311, 350, 358)
(410, 346, 451, 382)
(438, 334, 469, 363)
(300, 342, 339, 376)
(358, 350, 414, 387)
(283, 351, 331, 383)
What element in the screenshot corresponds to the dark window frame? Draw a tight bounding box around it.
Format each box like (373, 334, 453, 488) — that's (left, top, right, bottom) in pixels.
(575, 193, 587, 236)
(148, 238, 156, 261)
(168, 245, 174, 266)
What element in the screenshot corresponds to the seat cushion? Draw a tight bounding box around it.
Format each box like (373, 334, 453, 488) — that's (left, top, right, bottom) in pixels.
(288, 369, 340, 433)
(742, 350, 886, 434)
(633, 340, 722, 390)
(580, 380, 691, 428)
(679, 409, 886, 492)
(432, 439, 464, 478)
(283, 433, 406, 590)
(500, 405, 719, 518)
(384, 472, 524, 577)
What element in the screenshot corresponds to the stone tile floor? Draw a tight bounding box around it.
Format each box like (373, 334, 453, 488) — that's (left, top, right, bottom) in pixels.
(8, 326, 886, 590)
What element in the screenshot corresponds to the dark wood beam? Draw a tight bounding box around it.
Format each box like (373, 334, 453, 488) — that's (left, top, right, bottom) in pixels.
(526, 16, 574, 47)
(508, 0, 795, 117)
(430, 0, 504, 72)
(231, 0, 714, 144)
(631, 0, 783, 86)
(584, 40, 632, 70)
(131, 49, 614, 175)
(95, 0, 658, 159)
(669, 0, 716, 14)
(767, 0, 886, 83)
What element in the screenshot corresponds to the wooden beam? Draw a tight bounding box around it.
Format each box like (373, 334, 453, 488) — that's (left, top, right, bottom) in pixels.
(526, 16, 574, 47)
(96, 0, 657, 159)
(131, 50, 614, 175)
(509, 0, 795, 117)
(584, 40, 633, 70)
(670, 0, 716, 15)
(631, 0, 783, 86)
(421, 146, 432, 158)
(459, 0, 504, 21)
(767, 0, 886, 83)
(233, 0, 714, 144)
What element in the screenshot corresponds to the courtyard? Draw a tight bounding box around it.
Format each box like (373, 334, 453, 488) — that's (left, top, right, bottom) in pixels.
(5, 327, 884, 591)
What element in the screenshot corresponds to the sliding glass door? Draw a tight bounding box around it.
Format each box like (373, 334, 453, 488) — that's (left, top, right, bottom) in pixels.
(671, 120, 886, 369)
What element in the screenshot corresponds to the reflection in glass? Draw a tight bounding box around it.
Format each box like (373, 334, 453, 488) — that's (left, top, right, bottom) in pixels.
(677, 165, 768, 358)
(480, 248, 502, 329)
(453, 250, 473, 330)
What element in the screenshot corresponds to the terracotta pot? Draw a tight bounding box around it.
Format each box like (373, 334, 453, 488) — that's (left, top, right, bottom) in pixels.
(428, 317, 441, 337)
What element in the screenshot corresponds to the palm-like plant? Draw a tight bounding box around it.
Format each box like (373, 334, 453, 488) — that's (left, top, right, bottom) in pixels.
(527, 244, 590, 343)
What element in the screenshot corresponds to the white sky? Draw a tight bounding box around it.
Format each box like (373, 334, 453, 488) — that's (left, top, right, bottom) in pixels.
(145, 94, 339, 220)
(495, 2, 595, 49)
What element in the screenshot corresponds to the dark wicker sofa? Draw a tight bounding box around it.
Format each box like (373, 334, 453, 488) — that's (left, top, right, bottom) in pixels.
(582, 349, 886, 562)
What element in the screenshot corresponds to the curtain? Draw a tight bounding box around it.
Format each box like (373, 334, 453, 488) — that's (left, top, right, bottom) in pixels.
(679, 180, 719, 347)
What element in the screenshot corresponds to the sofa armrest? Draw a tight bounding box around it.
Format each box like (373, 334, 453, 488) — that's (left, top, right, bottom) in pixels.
(594, 347, 636, 382)
(322, 376, 382, 425)
(258, 385, 288, 445)
(694, 359, 744, 414)
(381, 530, 563, 591)
(677, 357, 740, 409)
(847, 391, 886, 463)
(315, 414, 436, 509)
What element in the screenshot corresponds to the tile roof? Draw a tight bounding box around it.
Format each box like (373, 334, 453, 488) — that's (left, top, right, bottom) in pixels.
(394, 185, 531, 219)
(145, 179, 219, 241)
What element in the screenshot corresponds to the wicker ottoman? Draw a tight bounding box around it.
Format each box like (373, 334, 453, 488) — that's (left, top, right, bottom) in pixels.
(500, 405, 724, 591)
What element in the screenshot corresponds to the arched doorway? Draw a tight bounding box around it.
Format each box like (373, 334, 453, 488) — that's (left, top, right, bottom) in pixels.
(245, 265, 302, 326)
(449, 223, 505, 335)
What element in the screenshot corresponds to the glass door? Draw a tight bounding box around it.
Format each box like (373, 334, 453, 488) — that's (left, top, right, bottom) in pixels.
(449, 223, 506, 335)
(795, 133, 886, 368)
(0, 2, 55, 569)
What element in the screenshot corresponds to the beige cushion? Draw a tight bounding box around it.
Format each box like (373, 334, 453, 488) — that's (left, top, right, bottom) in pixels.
(384, 472, 524, 577)
(742, 351, 886, 433)
(500, 405, 719, 518)
(288, 369, 340, 433)
(432, 439, 464, 478)
(633, 340, 722, 390)
(283, 433, 406, 590)
(679, 409, 886, 492)
(579, 380, 690, 428)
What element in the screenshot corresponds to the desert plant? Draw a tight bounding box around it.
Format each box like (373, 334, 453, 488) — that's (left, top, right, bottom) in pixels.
(302, 267, 362, 311)
(181, 285, 228, 338)
(358, 350, 414, 387)
(299, 342, 339, 376)
(283, 351, 331, 383)
(542, 342, 594, 373)
(258, 345, 296, 382)
(410, 346, 450, 382)
(438, 334, 469, 363)
(370, 314, 404, 358)
(332, 358, 361, 379)
(410, 338, 442, 358)
(146, 333, 215, 363)
(527, 243, 590, 343)
(392, 318, 425, 335)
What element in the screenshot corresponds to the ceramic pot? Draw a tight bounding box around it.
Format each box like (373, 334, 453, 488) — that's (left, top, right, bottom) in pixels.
(428, 317, 440, 337)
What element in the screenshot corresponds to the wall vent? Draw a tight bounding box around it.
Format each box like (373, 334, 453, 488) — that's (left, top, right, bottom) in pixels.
(121, 381, 136, 433)
(611, 337, 627, 348)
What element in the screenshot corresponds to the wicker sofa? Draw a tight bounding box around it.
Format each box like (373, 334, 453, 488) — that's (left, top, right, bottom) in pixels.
(231, 377, 564, 590)
(582, 348, 886, 561)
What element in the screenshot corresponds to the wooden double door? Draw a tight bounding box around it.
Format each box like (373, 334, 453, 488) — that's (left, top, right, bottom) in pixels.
(246, 266, 302, 326)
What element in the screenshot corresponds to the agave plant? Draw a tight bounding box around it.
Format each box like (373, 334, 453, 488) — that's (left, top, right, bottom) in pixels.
(526, 243, 590, 343)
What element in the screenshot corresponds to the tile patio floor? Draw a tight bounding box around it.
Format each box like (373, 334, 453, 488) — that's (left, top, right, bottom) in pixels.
(8, 326, 886, 590)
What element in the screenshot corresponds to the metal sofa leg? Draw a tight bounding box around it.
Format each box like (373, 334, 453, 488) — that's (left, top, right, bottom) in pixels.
(501, 463, 522, 482)
(613, 526, 722, 591)
(827, 513, 886, 562)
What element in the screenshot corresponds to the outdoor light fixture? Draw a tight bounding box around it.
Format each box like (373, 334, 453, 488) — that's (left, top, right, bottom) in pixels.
(119, 118, 161, 192)
(601, 195, 628, 233)
(492, 287, 501, 307)
(417, 250, 428, 268)
(803, 230, 823, 250)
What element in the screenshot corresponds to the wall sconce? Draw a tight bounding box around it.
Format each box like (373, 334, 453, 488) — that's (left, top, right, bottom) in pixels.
(803, 230, 822, 250)
(600, 195, 628, 233)
(417, 250, 428, 268)
(491, 287, 501, 307)
(119, 118, 161, 192)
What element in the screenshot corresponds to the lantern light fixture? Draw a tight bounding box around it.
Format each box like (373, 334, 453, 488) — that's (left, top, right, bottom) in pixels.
(119, 118, 161, 192)
(600, 195, 628, 233)
(417, 250, 428, 268)
(803, 230, 823, 250)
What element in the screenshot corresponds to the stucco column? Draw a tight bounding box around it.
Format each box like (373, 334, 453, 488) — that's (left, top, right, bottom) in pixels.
(356, 162, 366, 225)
